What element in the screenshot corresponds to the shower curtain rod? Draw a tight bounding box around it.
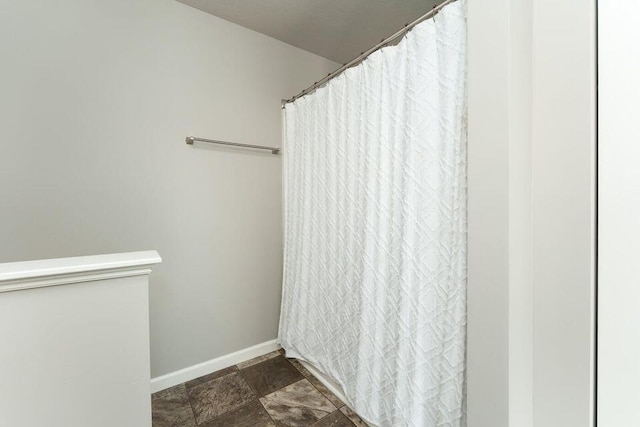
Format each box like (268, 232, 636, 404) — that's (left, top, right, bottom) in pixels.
(282, 0, 456, 105)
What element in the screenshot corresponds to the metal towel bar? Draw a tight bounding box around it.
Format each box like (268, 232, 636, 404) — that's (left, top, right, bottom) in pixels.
(186, 136, 280, 155)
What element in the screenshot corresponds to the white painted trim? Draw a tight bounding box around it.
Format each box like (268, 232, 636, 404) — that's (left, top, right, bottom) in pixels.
(0, 267, 156, 293)
(150, 339, 280, 393)
(531, 1, 596, 425)
(0, 250, 162, 293)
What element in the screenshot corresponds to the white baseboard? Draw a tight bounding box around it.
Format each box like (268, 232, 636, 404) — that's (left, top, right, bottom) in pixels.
(151, 339, 280, 393)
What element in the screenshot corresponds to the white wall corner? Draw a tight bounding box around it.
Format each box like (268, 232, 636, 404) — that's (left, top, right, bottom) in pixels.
(507, 0, 534, 426)
(467, 0, 512, 424)
(468, 0, 538, 426)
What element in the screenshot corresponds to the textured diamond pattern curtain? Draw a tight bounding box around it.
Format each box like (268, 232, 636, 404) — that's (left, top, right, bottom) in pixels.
(279, 2, 467, 426)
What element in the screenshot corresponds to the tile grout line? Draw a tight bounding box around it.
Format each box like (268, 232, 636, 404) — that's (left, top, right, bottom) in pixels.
(309, 410, 341, 427)
(256, 396, 279, 427)
(235, 361, 280, 427)
(236, 364, 261, 398)
(205, 398, 267, 426)
(236, 357, 301, 427)
(260, 355, 344, 426)
(282, 357, 359, 427)
(156, 351, 359, 427)
(290, 358, 366, 427)
(186, 390, 198, 426)
(285, 357, 345, 409)
(185, 369, 242, 425)
(236, 357, 302, 398)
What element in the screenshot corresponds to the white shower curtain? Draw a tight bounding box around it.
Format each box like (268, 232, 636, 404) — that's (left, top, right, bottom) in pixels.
(279, 2, 467, 426)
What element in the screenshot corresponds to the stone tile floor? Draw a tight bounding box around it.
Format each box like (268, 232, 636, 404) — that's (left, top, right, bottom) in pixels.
(152, 350, 370, 427)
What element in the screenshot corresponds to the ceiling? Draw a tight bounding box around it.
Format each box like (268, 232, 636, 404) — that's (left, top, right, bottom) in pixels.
(175, 0, 442, 64)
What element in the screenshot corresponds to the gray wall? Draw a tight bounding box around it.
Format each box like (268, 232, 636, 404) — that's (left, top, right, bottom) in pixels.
(0, 0, 337, 377)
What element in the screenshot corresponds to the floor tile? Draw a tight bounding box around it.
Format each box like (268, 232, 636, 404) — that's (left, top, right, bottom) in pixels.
(288, 359, 344, 408)
(151, 384, 196, 427)
(289, 359, 313, 377)
(186, 371, 255, 424)
(152, 353, 370, 427)
(260, 379, 336, 427)
(185, 365, 238, 389)
(199, 400, 275, 427)
(240, 355, 304, 397)
(237, 351, 282, 369)
(339, 406, 369, 427)
(303, 373, 344, 408)
(311, 410, 356, 427)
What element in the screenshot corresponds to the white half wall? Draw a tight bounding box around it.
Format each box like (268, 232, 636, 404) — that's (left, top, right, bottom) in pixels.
(597, 2, 640, 425)
(0, 0, 338, 378)
(0, 251, 161, 427)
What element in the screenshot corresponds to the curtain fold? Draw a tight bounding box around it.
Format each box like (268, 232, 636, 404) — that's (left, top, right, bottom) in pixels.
(279, 2, 467, 425)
